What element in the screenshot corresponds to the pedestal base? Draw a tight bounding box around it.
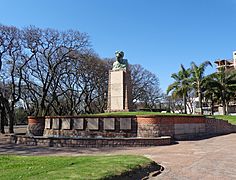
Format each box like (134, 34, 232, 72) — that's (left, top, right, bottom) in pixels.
(107, 70, 132, 112)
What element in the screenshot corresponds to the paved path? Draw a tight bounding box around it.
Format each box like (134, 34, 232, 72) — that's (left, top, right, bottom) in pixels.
(1, 133, 236, 179)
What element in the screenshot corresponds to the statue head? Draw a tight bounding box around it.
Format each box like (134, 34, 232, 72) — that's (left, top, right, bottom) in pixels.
(115, 51, 124, 60)
(112, 50, 128, 71)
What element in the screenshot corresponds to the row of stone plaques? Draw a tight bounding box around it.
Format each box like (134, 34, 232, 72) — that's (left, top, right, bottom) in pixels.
(45, 118, 132, 130)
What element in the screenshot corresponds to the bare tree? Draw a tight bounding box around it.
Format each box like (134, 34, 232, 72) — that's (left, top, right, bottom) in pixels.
(0, 25, 33, 133)
(21, 27, 90, 116)
(130, 64, 162, 110)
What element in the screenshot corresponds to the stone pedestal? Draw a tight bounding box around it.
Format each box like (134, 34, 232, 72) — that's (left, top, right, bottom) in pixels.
(107, 70, 132, 112)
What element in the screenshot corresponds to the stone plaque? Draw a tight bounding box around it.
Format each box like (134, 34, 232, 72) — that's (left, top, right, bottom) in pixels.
(120, 118, 131, 130)
(87, 118, 99, 130)
(45, 118, 51, 129)
(52, 118, 60, 129)
(104, 118, 115, 130)
(61, 118, 71, 129)
(73, 118, 84, 130)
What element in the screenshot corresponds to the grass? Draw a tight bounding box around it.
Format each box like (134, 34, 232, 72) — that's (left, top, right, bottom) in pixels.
(0, 155, 153, 180)
(209, 115, 236, 125)
(94, 111, 203, 117)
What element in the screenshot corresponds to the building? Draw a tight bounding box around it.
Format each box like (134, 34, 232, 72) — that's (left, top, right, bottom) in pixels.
(214, 51, 236, 71)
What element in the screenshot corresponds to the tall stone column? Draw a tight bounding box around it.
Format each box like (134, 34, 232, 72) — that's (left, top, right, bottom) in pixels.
(107, 70, 132, 112)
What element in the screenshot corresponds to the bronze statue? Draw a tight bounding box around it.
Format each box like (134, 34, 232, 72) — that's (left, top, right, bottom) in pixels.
(112, 51, 128, 71)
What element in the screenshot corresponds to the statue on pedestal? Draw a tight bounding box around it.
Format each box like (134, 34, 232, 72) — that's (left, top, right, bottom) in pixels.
(112, 51, 128, 71)
(107, 50, 132, 112)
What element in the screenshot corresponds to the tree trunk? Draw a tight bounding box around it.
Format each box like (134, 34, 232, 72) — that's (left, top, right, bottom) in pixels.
(8, 110, 14, 133)
(198, 89, 203, 115)
(183, 94, 187, 114)
(210, 96, 214, 115)
(222, 100, 226, 115)
(0, 106, 5, 134)
(222, 90, 226, 115)
(40, 101, 46, 116)
(226, 102, 229, 115)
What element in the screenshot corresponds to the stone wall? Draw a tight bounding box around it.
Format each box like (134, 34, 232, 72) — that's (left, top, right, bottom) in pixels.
(43, 116, 137, 138)
(136, 115, 236, 140)
(205, 118, 236, 135)
(10, 135, 171, 148)
(27, 115, 236, 141)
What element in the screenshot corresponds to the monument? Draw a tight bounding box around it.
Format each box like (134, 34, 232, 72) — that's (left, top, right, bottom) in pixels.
(107, 51, 132, 112)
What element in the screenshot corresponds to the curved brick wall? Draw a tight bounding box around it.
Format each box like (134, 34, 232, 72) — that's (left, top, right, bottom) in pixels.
(27, 116, 45, 136)
(26, 115, 236, 140)
(136, 115, 235, 139)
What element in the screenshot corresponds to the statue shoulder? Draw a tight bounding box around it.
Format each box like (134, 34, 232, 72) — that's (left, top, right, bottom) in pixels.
(123, 59, 128, 64)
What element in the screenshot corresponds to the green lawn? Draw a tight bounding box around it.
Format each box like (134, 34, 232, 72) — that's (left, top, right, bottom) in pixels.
(0, 155, 153, 180)
(210, 115, 236, 125)
(94, 111, 202, 116)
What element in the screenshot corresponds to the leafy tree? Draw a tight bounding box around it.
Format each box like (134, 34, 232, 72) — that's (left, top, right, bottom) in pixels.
(203, 75, 220, 115)
(191, 61, 212, 114)
(167, 64, 191, 114)
(208, 68, 236, 115)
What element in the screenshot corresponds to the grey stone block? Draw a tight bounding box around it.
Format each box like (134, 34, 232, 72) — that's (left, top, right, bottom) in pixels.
(61, 118, 71, 130)
(175, 128, 185, 135)
(45, 118, 51, 129)
(52, 118, 60, 129)
(73, 118, 84, 130)
(120, 118, 132, 130)
(174, 124, 185, 130)
(87, 118, 99, 130)
(104, 118, 115, 130)
(199, 127, 206, 133)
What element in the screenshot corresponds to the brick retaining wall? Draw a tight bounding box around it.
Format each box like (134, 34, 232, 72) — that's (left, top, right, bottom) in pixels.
(27, 115, 236, 141)
(136, 115, 236, 140)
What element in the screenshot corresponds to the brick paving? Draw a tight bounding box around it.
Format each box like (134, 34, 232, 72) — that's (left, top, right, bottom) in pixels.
(1, 130, 236, 179)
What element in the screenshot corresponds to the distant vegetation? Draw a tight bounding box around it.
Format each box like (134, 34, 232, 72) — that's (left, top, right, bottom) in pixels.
(96, 111, 202, 116)
(167, 62, 236, 115)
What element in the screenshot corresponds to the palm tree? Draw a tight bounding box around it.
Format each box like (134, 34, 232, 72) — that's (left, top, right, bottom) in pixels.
(191, 61, 212, 115)
(208, 68, 236, 115)
(167, 64, 191, 114)
(203, 79, 220, 115)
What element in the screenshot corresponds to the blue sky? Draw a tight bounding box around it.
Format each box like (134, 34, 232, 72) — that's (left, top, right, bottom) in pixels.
(0, 0, 236, 91)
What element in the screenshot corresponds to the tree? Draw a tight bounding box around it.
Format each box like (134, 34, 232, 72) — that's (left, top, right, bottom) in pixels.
(57, 53, 111, 114)
(191, 61, 212, 115)
(0, 24, 32, 133)
(203, 79, 220, 115)
(167, 64, 191, 114)
(21, 27, 90, 116)
(208, 68, 236, 115)
(130, 64, 162, 110)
